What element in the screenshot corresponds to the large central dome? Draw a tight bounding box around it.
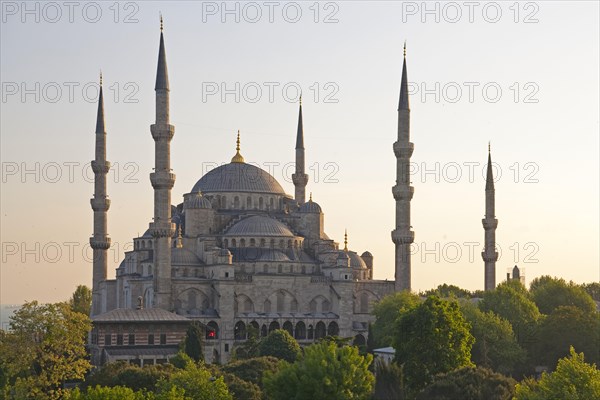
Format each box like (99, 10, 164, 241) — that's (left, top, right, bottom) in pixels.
(191, 162, 286, 195)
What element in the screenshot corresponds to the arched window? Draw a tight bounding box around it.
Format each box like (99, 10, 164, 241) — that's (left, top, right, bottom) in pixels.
(264, 299, 271, 313)
(250, 238, 256, 247)
(261, 324, 268, 337)
(234, 321, 246, 340)
(247, 196, 252, 209)
(277, 265, 282, 273)
(301, 265, 306, 274)
(240, 239, 246, 247)
(276, 292, 284, 312)
(315, 321, 326, 339)
(206, 321, 219, 340)
(282, 321, 293, 335)
(360, 292, 369, 314)
(269, 321, 280, 333)
(307, 324, 314, 340)
(260, 239, 266, 247)
(141, 241, 146, 249)
(249, 321, 260, 338)
(322, 299, 331, 313)
(269, 198, 274, 209)
(327, 321, 339, 336)
(270, 239, 275, 248)
(259, 197, 264, 209)
(263, 264, 269, 273)
(232, 239, 237, 247)
(295, 321, 306, 339)
(244, 298, 253, 312)
(353, 334, 366, 346)
(287, 240, 292, 248)
(223, 239, 229, 248)
(309, 299, 317, 313)
(234, 196, 240, 209)
(221, 196, 227, 209)
(290, 299, 298, 313)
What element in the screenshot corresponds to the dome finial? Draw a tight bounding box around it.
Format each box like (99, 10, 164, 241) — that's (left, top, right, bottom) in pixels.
(176, 224, 183, 248)
(309, 192, 313, 202)
(488, 141, 491, 153)
(99, 70, 103, 86)
(344, 229, 348, 251)
(403, 40, 407, 58)
(231, 130, 245, 163)
(160, 12, 163, 32)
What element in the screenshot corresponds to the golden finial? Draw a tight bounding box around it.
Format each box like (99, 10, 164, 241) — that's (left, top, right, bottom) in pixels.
(299, 93, 302, 106)
(160, 12, 163, 32)
(403, 41, 407, 58)
(99, 70, 103, 86)
(488, 141, 491, 153)
(309, 192, 313, 202)
(231, 130, 245, 163)
(344, 229, 348, 251)
(176, 224, 183, 248)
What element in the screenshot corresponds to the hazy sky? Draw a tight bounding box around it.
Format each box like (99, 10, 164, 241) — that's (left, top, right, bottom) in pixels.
(1, 1, 598, 305)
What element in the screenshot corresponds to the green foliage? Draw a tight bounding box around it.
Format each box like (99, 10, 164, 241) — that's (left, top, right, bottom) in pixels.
(416, 367, 516, 400)
(581, 282, 600, 301)
(233, 325, 260, 360)
(479, 281, 541, 347)
(69, 285, 92, 316)
(421, 284, 472, 299)
(183, 323, 204, 362)
(156, 362, 232, 400)
(258, 329, 301, 363)
(169, 352, 195, 370)
(393, 296, 474, 393)
(372, 360, 406, 400)
(0, 301, 91, 399)
(264, 341, 374, 400)
(460, 302, 525, 375)
(514, 347, 600, 400)
(220, 356, 281, 389)
(529, 276, 596, 315)
(219, 372, 262, 400)
(63, 385, 148, 400)
(534, 306, 600, 368)
(82, 362, 176, 392)
(372, 291, 421, 348)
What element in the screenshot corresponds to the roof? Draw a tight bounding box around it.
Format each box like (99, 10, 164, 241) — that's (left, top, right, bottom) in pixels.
(104, 345, 179, 357)
(191, 162, 286, 195)
(374, 347, 396, 354)
(92, 308, 191, 323)
(225, 215, 294, 237)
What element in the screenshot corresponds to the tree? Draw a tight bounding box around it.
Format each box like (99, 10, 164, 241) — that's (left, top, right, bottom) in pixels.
(372, 291, 420, 348)
(514, 347, 600, 400)
(422, 284, 471, 299)
(534, 306, 600, 368)
(69, 285, 92, 315)
(63, 385, 149, 400)
(232, 324, 260, 360)
(479, 280, 541, 348)
(0, 301, 91, 399)
(529, 276, 596, 315)
(373, 360, 406, 400)
(393, 296, 475, 393)
(258, 329, 301, 363)
(219, 372, 262, 400)
(416, 367, 516, 400)
(219, 356, 281, 389)
(183, 323, 204, 362)
(264, 341, 374, 400)
(82, 361, 176, 392)
(460, 302, 525, 375)
(156, 361, 232, 400)
(582, 282, 600, 301)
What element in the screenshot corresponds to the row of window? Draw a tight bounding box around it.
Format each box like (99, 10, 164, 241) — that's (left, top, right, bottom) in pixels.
(223, 238, 301, 249)
(233, 320, 340, 341)
(92, 333, 168, 346)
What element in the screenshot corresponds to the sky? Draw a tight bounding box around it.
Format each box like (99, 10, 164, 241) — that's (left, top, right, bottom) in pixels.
(1, 1, 599, 305)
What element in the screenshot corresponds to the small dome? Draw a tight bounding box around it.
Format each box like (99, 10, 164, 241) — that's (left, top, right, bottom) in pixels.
(171, 248, 201, 265)
(225, 215, 294, 237)
(299, 200, 322, 213)
(361, 251, 373, 258)
(348, 252, 367, 269)
(184, 193, 212, 209)
(337, 251, 350, 261)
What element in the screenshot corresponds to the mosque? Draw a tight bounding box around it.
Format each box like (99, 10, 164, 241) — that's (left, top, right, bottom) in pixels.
(87, 23, 497, 366)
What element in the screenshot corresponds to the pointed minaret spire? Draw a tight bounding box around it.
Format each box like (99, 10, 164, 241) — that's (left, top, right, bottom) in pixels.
(155, 14, 169, 91)
(344, 229, 348, 251)
(392, 42, 414, 291)
(149, 20, 176, 310)
(231, 130, 245, 163)
(90, 71, 111, 316)
(482, 144, 498, 291)
(398, 42, 409, 111)
(292, 98, 309, 204)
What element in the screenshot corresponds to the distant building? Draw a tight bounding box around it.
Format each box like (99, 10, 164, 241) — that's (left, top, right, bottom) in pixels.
(373, 347, 396, 365)
(507, 265, 526, 286)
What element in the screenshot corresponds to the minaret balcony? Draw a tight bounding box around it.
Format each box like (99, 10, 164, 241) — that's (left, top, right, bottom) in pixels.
(150, 123, 175, 141)
(391, 229, 415, 244)
(150, 172, 176, 189)
(392, 185, 414, 201)
(91, 160, 111, 174)
(149, 222, 176, 238)
(481, 218, 498, 229)
(393, 141, 414, 158)
(90, 197, 111, 211)
(292, 173, 308, 185)
(90, 236, 111, 250)
(481, 249, 499, 262)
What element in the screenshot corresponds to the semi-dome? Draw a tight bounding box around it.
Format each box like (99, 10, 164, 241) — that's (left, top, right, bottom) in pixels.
(171, 248, 201, 265)
(348, 252, 367, 269)
(299, 199, 322, 213)
(225, 215, 294, 237)
(191, 163, 286, 195)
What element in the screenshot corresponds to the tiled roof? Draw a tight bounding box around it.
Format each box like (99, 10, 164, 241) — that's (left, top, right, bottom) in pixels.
(93, 308, 191, 323)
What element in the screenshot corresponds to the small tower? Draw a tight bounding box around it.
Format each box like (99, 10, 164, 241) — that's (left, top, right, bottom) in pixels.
(90, 73, 111, 316)
(482, 144, 498, 291)
(149, 16, 176, 310)
(292, 97, 309, 204)
(391, 42, 414, 292)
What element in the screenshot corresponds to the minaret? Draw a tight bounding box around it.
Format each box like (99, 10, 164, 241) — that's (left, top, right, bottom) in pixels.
(149, 16, 176, 310)
(482, 144, 498, 291)
(292, 96, 308, 204)
(90, 73, 111, 316)
(391, 43, 414, 292)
